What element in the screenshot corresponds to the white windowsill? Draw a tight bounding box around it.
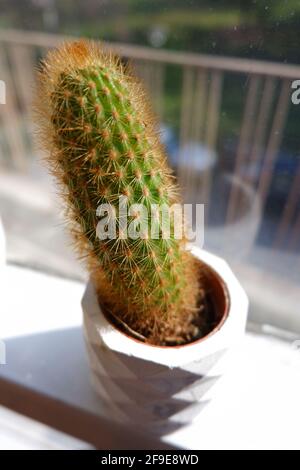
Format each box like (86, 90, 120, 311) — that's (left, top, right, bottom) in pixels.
(0, 264, 299, 450)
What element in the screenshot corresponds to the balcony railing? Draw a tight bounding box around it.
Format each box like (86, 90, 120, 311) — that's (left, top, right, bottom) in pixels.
(0, 29, 300, 333)
(1, 29, 300, 224)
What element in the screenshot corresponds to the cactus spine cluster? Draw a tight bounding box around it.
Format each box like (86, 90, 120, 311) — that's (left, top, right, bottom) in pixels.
(36, 40, 202, 345)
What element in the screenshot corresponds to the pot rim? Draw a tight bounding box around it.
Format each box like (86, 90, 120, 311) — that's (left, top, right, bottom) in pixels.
(82, 247, 248, 367)
(99, 253, 230, 350)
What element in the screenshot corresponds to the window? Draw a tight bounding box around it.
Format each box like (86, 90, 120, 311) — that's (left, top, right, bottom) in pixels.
(1, 1, 299, 333)
(1, 0, 300, 451)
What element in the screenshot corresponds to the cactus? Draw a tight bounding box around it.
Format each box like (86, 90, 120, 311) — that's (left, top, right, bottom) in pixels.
(35, 40, 205, 345)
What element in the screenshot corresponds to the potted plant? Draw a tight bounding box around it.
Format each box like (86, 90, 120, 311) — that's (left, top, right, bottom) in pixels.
(35, 40, 248, 435)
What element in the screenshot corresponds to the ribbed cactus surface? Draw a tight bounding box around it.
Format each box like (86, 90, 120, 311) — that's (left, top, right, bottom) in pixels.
(36, 41, 203, 345)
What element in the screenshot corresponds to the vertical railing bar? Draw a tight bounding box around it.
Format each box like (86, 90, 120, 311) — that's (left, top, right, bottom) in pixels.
(248, 76, 276, 173)
(9, 43, 37, 160)
(257, 79, 291, 211)
(136, 59, 152, 95)
(192, 68, 208, 144)
(148, 62, 156, 99)
(131, 59, 142, 82)
(184, 68, 207, 205)
(226, 74, 261, 224)
(288, 212, 300, 250)
(201, 70, 223, 214)
(9, 44, 35, 115)
(153, 63, 165, 121)
(0, 47, 27, 171)
(192, 68, 209, 209)
(179, 66, 194, 194)
(274, 164, 300, 248)
(204, 70, 223, 151)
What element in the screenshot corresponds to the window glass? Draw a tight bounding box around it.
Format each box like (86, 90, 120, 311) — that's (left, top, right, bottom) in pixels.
(0, 0, 299, 333)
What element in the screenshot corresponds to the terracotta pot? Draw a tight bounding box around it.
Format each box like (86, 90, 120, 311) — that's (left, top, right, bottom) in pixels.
(82, 247, 248, 435)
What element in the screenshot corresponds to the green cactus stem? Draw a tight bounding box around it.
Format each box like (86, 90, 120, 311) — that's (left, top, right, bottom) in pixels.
(35, 40, 204, 345)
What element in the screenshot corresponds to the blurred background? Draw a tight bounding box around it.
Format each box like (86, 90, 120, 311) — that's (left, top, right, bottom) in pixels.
(0, 1, 299, 333)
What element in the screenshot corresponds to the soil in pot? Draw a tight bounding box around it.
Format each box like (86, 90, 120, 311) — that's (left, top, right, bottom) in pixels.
(97, 258, 229, 347)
